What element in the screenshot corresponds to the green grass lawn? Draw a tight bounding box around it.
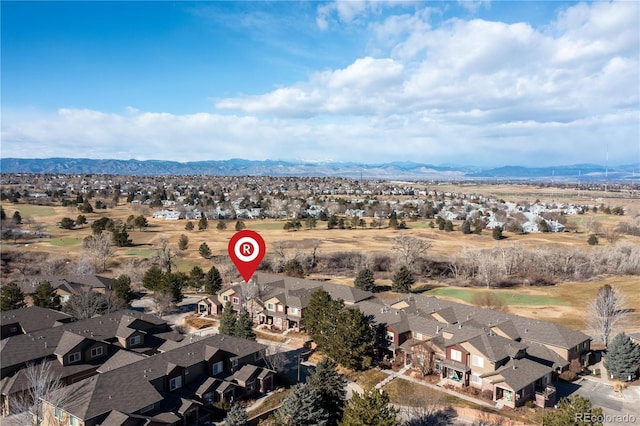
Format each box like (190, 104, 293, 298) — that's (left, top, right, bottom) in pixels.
(427, 287, 568, 306)
(7, 204, 57, 218)
(246, 221, 289, 231)
(48, 237, 83, 247)
(124, 248, 155, 257)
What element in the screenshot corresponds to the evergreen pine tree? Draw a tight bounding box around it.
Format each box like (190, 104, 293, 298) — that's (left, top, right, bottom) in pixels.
(185, 221, 194, 231)
(388, 212, 399, 229)
(234, 307, 256, 340)
(0, 282, 26, 311)
(198, 216, 208, 231)
(274, 383, 329, 426)
(392, 266, 415, 293)
(189, 266, 205, 290)
(12, 211, 22, 224)
(113, 224, 133, 247)
(142, 265, 164, 291)
(219, 302, 237, 336)
(492, 225, 503, 240)
(178, 234, 189, 250)
(354, 268, 376, 292)
(283, 259, 305, 278)
(604, 333, 640, 381)
(542, 394, 603, 426)
(199, 242, 212, 259)
(461, 220, 472, 234)
(33, 280, 61, 310)
(305, 289, 343, 351)
(224, 404, 248, 426)
(235, 220, 246, 231)
(333, 308, 375, 371)
(159, 272, 185, 303)
(204, 266, 223, 294)
(113, 274, 134, 307)
(307, 358, 347, 426)
(341, 389, 399, 426)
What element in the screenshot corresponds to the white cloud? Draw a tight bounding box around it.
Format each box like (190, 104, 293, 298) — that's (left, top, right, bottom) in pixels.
(2, 1, 638, 167)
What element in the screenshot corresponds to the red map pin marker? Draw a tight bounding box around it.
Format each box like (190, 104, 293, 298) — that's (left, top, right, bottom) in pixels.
(228, 230, 266, 282)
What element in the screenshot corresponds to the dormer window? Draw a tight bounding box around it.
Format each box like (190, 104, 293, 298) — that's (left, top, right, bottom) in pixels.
(68, 352, 81, 364)
(232, 297, 240, 305)
(267, 303, 274, 311)
(169, 376, 182, 391)
(129, 335, 141, 346)
(91, 346, 103, 358)
(223, 295, 229, 302)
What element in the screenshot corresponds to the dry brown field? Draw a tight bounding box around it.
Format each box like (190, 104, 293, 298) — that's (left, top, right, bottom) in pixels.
(2, 183, 638, 334)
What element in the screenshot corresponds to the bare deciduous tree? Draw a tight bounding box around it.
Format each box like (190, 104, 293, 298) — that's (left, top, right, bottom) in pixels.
(603, 227, 623, 244)
(73, 255, 98, 275)
(585, 217, 603, 235)
(154, 237, 177, 272)
(63, 289, 110, 319)
(264, 344, 288, 373)
(83, 232, 115, 272)
(153, 291, 174, 317)
(587, 285, 630, 348)
(8, 361, 81, 425)
(392, 232, 432, 270)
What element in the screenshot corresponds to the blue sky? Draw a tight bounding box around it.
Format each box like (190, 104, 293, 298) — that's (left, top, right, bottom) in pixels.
(2, 1, 638, 167)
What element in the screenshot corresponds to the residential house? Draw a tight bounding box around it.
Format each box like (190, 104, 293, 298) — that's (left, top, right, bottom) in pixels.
(218, 273, 373, 331)
(355, 294, 588, 409)
(0, 310, 182, 416)
(17, 275, 115, 304)
(40, 334, 273, 426)
(0, 306, 73, 339)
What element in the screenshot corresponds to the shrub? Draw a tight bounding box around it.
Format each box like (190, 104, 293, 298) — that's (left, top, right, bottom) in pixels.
(524, 401, 536, 409)
(569, 359, 583, 374)
(481, 390, 493, 400)
(559, 370, 577, 382)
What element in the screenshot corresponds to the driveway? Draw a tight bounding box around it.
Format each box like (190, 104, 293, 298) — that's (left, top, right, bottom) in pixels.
(556, 378, 640, 424)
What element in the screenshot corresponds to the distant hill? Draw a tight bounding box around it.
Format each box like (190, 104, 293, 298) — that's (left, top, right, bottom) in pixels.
(1, 158, 638, 181)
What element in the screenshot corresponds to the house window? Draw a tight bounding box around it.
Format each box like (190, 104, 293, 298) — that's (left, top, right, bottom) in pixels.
(277, 305, 284, 312)
(290, 307, 299, 315)
(276, 317, 282, 324)
(223, 295, 229, 302)
(471, 373, 482, 384)
(54, 407, 63, 420)
(450, 349, 462, 362)
(232, 297, 240, 304)
(385, 331, 395, 342)
(169, 376, 182, 391)
(91, 346, 103, 358)
(9, 326, 18, 333)
(212, 361, 224, 375)
(69, 415, 80, 426)
(267, 303, 274, 311)
(129, 335, 141, 346)
(472, 355, 484, 368)
(68, 352, 81, 364)
(414, 332, 423, 340)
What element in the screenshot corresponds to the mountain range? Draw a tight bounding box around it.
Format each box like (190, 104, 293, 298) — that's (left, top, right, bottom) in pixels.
(1, 158, 638, 181)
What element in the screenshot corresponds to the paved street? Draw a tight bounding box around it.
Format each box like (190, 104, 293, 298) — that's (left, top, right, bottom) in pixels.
(556, 378, 640, 425)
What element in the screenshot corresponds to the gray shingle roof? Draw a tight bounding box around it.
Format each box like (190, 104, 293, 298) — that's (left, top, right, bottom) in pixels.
(0, 306, 72, 337)
(464, 333, 527, 362)
(488, 358, 553, 392)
